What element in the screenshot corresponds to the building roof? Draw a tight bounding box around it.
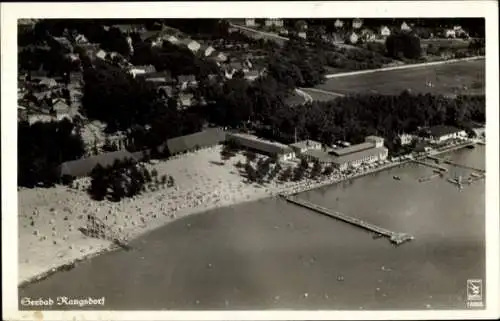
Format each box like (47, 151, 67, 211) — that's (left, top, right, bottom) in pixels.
(177, 74, 197, 83)
(331, 147, 388, 165)
(330, 142, 374, 156)
(426, 125, 464, 137)
(290, 140, 322, 150)
(166, 128, 226, 155)
(227, 132, 294, 155)
(59, 150, 139, 178)
(303, 149, 336, 163)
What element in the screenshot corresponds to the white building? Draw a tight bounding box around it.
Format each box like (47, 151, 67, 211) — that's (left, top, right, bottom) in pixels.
(352, 18, 363, 29)
(401, 21, 412, 31)
(422, 125, 467, 144)
(334, 19, 344, 29)
(289, 140, 322, 154)
(397, 133, 415, 146)
(245, 18, 257, 27)
(265, 18, 284, 28)
(330, 136, 388, 171)
(380, 26, 391, 37)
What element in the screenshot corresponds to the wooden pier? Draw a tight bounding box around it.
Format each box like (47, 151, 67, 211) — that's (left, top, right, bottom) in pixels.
(411, 159, 448, 172)
(282, 195, 414, 245)
(428, 156, 485, 173)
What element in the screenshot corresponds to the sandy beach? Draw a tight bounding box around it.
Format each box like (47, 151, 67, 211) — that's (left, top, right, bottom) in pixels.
(18, 140, 479, 286)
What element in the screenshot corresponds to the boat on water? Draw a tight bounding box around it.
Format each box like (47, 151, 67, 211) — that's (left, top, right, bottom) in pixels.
(466, 145, 475, 149)
(393, 175, 401, 180)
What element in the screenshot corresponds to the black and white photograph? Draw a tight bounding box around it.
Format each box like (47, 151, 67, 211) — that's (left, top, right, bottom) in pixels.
(2, 1, 499, 320)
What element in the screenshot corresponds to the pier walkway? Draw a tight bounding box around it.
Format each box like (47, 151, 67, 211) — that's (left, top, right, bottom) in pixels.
(411, 159, 449, 172)
(282, 195, 414, 245)
(427, 156, 485, 173)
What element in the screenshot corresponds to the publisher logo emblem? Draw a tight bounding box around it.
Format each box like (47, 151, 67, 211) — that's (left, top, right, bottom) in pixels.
(467, 279, 482, 301)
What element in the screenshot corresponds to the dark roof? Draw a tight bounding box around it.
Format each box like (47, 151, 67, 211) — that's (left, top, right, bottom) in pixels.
(166, 128, 226, 154)
(59, 150, 139, 178)
(426, 125, 463, 137)
(177, 74, 197, 83)
(227, 132, 294, 155)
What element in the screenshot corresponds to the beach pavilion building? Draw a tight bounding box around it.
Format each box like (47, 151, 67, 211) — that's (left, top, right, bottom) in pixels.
(226, 132, 296, 161)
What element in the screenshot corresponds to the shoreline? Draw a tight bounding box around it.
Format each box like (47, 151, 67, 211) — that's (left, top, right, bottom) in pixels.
(17, 141, 483, 288)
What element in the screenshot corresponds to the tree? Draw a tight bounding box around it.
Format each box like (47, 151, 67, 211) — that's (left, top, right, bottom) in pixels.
(386, 33, 422, 59)
(310, 160, 323, 179)
(279, 166, 293, 182)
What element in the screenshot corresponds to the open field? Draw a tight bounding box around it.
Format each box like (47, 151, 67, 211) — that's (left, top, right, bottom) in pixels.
(315, 59, 485, 96)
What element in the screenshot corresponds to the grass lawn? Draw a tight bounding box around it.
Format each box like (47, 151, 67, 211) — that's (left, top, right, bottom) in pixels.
(300, 88, 344, 102)
(315, 59, 485, 96)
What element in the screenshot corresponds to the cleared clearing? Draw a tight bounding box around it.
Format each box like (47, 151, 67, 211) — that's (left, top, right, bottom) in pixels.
(315, 59, 485, 96)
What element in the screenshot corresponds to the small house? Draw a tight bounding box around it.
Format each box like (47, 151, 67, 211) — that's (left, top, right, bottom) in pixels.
(180, 39, 201, 53)
(352, 18, 363, 29)
(380, 26, 391, 37)
(128, 65, 157, 78)
(297, 31, 307, 39)
(400, 21, 412, 31)
(245, 18, 257, 27)
(200, 44, 216, 57)
(95, 49, 107, 60)
(420, 125, 467, 144)
(265, 18, 284, 28)
(177, 74, 197, 90)
(334, 19, 344, 29)
(445, 29, 456, 38)
(346, 31, 359, 44)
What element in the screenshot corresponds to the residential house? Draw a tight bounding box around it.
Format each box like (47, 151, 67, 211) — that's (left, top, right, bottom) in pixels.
(75, 34, 88, 44)
(164, 35, 180, 45)
(289, 140, 323, 155)
(59, 150, 140, 178)
(360, 28, 376, 41)
(380, 25, 391, 38)
(208, 51, 228, 64)
(245, 18, 257, 27)
(453, 26, 469, 38)
(445, 29, 456, 38)
(38, 78, 58, 89)
(400, 21, 412, 31)
(397, 133, 416, 146)
(227, 132, 296, 161)
(297, 31, 307, 39)
(95, 49, 107, 60)
(199, 44, 216, 57)
(51, 36, 73, 53)
(128, 65, 157, 78)
(157, 85, 173, 98)
(165, 128, 226, 155)
(178, 93, 194, 109)
(346, 31, 359, 44)
(352, 18, 363, 29)
(139, 71, 174, 86)
(265, 18, 284, 28)
(420, 125, 467, 144)
(112, 24, 145, 35)
(180, 39, 201, 53)
(177, 74, 197, 90)
(334, 19, 344, 29)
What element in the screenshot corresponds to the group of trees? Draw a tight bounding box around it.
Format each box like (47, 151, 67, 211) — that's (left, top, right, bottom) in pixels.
(385, 33, 422, 60)
(88, 158, 175, 202)
(254, 91, 485, 154)
(18, 119, 85, 187)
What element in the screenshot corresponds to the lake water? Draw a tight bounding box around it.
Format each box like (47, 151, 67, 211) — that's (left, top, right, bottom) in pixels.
(19, 146, 485, 310)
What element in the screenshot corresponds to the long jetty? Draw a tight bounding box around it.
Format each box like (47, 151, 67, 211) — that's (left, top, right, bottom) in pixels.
(427, 156, 485, 173)
(282, 195, 414, 245)
(411, 159, 449, 172)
